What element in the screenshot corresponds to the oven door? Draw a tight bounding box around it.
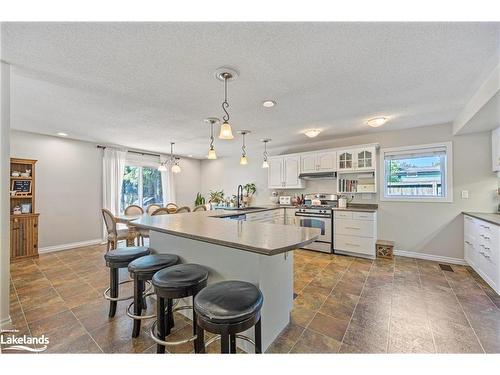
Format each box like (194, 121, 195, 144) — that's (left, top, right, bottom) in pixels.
(295, 213, 332, 253)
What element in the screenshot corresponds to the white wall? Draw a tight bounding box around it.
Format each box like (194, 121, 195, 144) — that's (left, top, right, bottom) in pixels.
(201, 123, 498, 261)
(10, 130, 103, 249)
(9, 130, 202, 249)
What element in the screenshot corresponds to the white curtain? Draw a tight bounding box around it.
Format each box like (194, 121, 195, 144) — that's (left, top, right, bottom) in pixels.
(160, 155, 176, 205)
(102, 147, 127, 215)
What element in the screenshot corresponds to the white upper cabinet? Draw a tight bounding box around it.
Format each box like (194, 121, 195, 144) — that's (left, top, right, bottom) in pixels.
(268, 155, 304, 189)
(300, 151, 336, 173)
(337, 146, 376, 172)
(492, 127, 500, 172)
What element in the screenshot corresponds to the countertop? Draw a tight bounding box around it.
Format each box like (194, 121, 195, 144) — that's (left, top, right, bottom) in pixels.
(463, 212, 500, 226)
(131, 210, 320, 256)
(332, 204, 378, 213)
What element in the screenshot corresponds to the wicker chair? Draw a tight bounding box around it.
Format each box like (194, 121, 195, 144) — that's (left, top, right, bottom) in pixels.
(175, 206, 191, 213)
(101, 208, 137, 251)
(124, 205, 149, 246)
(151, 207, 171, 216)
(146, 204, 162, 216)
(165, 203, 178, 213)
(193, 205, 207, 212)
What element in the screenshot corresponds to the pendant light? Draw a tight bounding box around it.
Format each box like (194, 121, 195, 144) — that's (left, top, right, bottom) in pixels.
(158, 162, 167, 172)
(261, 138, 271, 168)
(204, 118, 219, 159)
(170, 142, 182, 174)
(215, 68, 238, 140)
(238, 130, 250, 165)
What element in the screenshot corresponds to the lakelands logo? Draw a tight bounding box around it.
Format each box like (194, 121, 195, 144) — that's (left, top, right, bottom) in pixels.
(1, 329, 49, 352)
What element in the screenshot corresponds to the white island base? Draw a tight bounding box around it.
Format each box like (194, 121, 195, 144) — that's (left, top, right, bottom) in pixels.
(150, 230, 294, 353)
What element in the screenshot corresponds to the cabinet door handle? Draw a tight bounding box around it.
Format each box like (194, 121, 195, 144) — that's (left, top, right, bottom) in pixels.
(346, 243, 360, 247)
(465, 240, 472, 245)
(346, 227, 361, 230)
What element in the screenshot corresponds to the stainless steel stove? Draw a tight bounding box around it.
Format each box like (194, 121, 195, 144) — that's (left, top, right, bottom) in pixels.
(295, 194, 337, 253)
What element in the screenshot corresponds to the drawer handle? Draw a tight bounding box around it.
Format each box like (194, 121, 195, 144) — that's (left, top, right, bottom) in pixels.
(480, 234, 491, 240)
(480, 225, 490, 229)
(346, 243, 360, 247)
(465, 240, 472, 245)
(480, 244, 491, 250)
(345, 227, 361, 230)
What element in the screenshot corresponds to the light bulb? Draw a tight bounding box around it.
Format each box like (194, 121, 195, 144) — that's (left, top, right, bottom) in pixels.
(240, 155, 248, 165)
(219, 121, 234, 140)
(304, 129, 321, 138)
(262, 160, 269, 168)
(366, 117, 388, 127)
(158, 163, 167, 172)
(207, 147, 217, 160)
(171, 164, 181, 174)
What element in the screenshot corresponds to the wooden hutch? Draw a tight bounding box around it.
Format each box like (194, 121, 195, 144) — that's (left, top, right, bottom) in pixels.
(10, 158, 39, 260)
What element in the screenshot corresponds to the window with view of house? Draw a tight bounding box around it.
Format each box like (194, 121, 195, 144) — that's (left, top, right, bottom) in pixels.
(121, 165, 163, 212)
(381, 142, 453, 202)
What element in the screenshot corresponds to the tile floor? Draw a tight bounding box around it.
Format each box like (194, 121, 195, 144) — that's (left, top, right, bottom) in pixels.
(3, 245, 500, 354)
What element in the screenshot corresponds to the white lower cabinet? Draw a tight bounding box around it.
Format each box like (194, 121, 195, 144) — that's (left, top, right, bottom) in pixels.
(464, 214, 500, 294)
(334, 210, 377, 259)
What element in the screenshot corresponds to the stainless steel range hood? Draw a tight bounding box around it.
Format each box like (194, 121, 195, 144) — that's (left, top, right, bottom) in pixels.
(298, 172, 337, 180)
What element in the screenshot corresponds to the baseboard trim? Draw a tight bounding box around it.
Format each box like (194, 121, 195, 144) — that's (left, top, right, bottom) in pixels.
(394, 249, 467, 266)
(38, 239, 104, 254)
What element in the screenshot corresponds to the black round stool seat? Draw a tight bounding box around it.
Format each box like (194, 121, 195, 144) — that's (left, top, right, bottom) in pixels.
(152, 264, 209, 297)
(104, 246, 150, 268)
(194, 281, 263, 325)
(128, 254, 180, 278)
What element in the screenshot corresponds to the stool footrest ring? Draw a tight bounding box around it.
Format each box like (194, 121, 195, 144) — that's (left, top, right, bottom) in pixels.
(203, 334, 256, 349)
(150, 320, 197, 347)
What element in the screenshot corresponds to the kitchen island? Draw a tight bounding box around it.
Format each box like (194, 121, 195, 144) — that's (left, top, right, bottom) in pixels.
(131, 210, 320, 352)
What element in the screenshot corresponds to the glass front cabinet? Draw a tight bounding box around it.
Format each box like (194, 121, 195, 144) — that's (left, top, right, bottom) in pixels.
(337, 146, 376, 171)
(337, 151, 354, 171)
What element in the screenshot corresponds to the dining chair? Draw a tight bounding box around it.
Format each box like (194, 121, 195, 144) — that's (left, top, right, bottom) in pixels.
(124, 205, 149, 246)
(151, 207, 171, 216)
(192, 205, 207, 212)
(146, 204, 162, 215)
(165, 203, 179, 213)
(175, 206, 191, 213)
(101, 208, 137, 251)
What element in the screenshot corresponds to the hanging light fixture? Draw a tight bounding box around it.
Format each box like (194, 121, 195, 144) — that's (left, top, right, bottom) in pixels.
(170, 142, 182, 174)
(238, 130, 251, 165)
(215, 68, 239, 140)
(204, 118, 219, 160)
(158, 162, 167, 172)
(261, 138, 271, 168)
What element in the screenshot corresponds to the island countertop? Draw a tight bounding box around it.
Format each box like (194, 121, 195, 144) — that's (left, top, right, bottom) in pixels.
(131, 211, 320, 256)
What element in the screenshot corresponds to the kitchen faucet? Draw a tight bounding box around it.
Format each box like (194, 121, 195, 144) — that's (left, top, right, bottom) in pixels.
(237, 184, 244, 208)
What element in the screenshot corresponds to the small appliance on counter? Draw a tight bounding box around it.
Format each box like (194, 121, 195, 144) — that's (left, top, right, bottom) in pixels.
(338, 196, 347, 208)
(279, 196, 292, 205)
(270, 191, 279, 204)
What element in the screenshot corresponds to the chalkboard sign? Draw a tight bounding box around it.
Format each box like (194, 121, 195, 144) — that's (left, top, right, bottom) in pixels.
(11, 180, 32, 194)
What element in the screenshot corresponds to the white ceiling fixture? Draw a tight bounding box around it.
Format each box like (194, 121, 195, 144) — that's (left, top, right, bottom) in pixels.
(261, 138, 271, 168)
(158, 142, 181, 173)
(366, 117, 389, 127)
(215, 67, 239, 140)
(304, 129, 322, 138)
(262, 100, 276, 108)
(204, 117, 219, 160)
(56, 132, 68, 137)
(238, 130, 251, 165)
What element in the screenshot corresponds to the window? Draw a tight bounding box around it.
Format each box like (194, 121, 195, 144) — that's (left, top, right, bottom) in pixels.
(121, 165, 163, 212)
(380, 142, 453, 202)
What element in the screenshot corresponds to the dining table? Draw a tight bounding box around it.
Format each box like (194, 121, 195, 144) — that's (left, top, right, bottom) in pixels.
(114, 213, 149, 246)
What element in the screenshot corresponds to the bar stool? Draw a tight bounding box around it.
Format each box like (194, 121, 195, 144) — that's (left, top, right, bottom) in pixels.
(127, 254, 180, 337)
(194, 280, 263, 354)
(149, 264, 209, 353)
(103, 246, 150, 318)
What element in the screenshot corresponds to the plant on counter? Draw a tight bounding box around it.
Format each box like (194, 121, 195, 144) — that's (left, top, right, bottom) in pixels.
(208, 190, 225, 204)
(243, 183, 256, 197)
(195, 192, 206, 206)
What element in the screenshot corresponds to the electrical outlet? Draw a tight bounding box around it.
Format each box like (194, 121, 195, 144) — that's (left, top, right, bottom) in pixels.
(461, 190, 469, 199)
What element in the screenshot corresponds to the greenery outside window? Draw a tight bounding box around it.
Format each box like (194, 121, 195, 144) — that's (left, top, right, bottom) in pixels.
(121, 165, 163, 212)
(380, 142, 453, 202)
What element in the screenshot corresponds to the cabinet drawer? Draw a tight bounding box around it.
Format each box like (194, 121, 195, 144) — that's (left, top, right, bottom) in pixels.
(335, 218, 375, 238)
(334, 234, 375, 256)
(352, 212, 375, 221)
(464, 215, 477, 238)
(334, 211, 352, 219)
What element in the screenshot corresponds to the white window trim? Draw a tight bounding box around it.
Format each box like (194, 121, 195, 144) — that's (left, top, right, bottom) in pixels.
(379, 142, 453, 203)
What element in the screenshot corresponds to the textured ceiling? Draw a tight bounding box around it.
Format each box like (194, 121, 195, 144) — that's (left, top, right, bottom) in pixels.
(2, 22, 499, 158)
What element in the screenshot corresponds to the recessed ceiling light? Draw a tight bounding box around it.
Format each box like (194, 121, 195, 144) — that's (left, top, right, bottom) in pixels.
(366, 117, 388, 127)
(57, 132, 68, 137)
(304, 129, 321, 138)
(262, 100, 276, 108)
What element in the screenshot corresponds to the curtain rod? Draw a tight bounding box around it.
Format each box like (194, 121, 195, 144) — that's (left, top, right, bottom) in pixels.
(96, 145, 161, 158)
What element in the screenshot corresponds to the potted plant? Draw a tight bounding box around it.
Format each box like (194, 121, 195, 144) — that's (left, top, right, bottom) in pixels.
(243, 183, 256, 206)
(194, 192, 205, 206)
(208, 190, 224, 209)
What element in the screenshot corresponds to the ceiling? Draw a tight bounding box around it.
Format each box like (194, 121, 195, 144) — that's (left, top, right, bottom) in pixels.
(2, 22, 499, 158)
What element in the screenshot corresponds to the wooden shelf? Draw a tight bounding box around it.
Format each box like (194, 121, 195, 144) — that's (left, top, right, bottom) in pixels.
(11, 195, 33, 199)
(10, 176, 32, 180)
